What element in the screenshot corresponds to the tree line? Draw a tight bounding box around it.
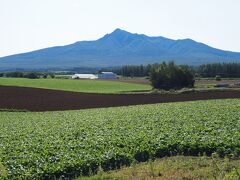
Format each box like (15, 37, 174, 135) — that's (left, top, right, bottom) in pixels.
(103, 62, 240, 78)
(0, 72, 55, 79)
(197, 63, 240, 78)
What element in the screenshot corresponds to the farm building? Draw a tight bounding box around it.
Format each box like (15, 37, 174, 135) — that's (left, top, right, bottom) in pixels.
(98, 72, 117, 79)
(72, 72, 117, 80)
(72, 74, 98, 79)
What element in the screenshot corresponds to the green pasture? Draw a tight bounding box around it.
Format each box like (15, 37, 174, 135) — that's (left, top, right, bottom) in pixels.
(82, 156, 240, 179)
(0, 78, 151, 93)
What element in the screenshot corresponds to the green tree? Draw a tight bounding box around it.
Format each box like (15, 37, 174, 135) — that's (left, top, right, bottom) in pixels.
(49, 73, 55, 79)
(215, 75, 222, 81)
(5, 72, 24, 78)
(24, 72, 39, 79)
(149, 61, 195, 90)
(42, 74, 48, 79)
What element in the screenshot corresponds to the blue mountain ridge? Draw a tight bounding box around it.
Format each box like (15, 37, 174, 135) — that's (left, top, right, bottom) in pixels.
(0, 28, 240, 70)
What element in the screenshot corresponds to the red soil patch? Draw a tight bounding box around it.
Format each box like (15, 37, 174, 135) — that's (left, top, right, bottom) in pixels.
(0, 86, 240, 112)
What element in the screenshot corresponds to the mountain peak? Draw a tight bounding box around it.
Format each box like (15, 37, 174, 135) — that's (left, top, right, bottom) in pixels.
(109, 28, 132, 36)
(99, 28, 137, 46)
(112, 28, 125, 33)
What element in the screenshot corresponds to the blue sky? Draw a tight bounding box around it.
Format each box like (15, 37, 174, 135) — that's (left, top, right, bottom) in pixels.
(1, 0, 240, 57)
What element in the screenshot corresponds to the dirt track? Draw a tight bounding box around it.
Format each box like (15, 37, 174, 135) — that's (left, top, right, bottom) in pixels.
(1, 86, 240, 112)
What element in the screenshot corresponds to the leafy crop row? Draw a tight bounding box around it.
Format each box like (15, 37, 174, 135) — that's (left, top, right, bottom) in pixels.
(0, 99, 240, 178)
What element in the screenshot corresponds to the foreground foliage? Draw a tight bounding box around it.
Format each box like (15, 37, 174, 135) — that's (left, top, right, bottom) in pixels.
(0, 99, 240, 178)
(81, 155, 240, 179)
(0, 78, 151, 93)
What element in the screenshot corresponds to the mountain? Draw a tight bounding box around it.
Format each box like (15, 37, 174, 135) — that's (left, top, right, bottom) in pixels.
(1, 28, 240, 70)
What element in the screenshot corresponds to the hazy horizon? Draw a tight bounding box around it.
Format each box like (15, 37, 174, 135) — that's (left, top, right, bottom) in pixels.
(1, 0, 240, 57)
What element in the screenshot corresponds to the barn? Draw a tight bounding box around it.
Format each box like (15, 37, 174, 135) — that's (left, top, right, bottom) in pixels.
(72, 74, 98, 79)
(98, 72, 117, 79)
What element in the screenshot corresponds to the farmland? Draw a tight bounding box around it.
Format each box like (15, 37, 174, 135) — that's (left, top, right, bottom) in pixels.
(1, 86, 240, 111)
(0, 78, 151, 93)
(0, 99, 240, 178)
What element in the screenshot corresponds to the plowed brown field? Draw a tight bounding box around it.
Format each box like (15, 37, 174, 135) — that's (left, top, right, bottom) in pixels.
(1, 86, 240, 111)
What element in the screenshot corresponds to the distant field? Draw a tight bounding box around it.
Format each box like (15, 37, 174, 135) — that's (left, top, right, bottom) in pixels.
(0, 78, 151, 93)
(0, 99, 240, 178)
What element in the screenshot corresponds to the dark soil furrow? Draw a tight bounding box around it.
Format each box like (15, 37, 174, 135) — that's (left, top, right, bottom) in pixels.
(1, 86, 240, 111)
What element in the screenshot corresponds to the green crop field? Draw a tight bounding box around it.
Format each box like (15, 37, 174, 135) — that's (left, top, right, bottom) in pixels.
(0, 99, 240, 179)
(0, 78, 151, 93)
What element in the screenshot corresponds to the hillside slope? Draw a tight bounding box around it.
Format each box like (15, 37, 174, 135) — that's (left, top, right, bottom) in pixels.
(1, 29, 240, 70)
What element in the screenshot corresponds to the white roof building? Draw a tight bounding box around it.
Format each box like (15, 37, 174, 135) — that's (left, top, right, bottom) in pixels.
(72, 74, 98, 80)
(72, 72, 117, 80)
(98, 72, 117, 79)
